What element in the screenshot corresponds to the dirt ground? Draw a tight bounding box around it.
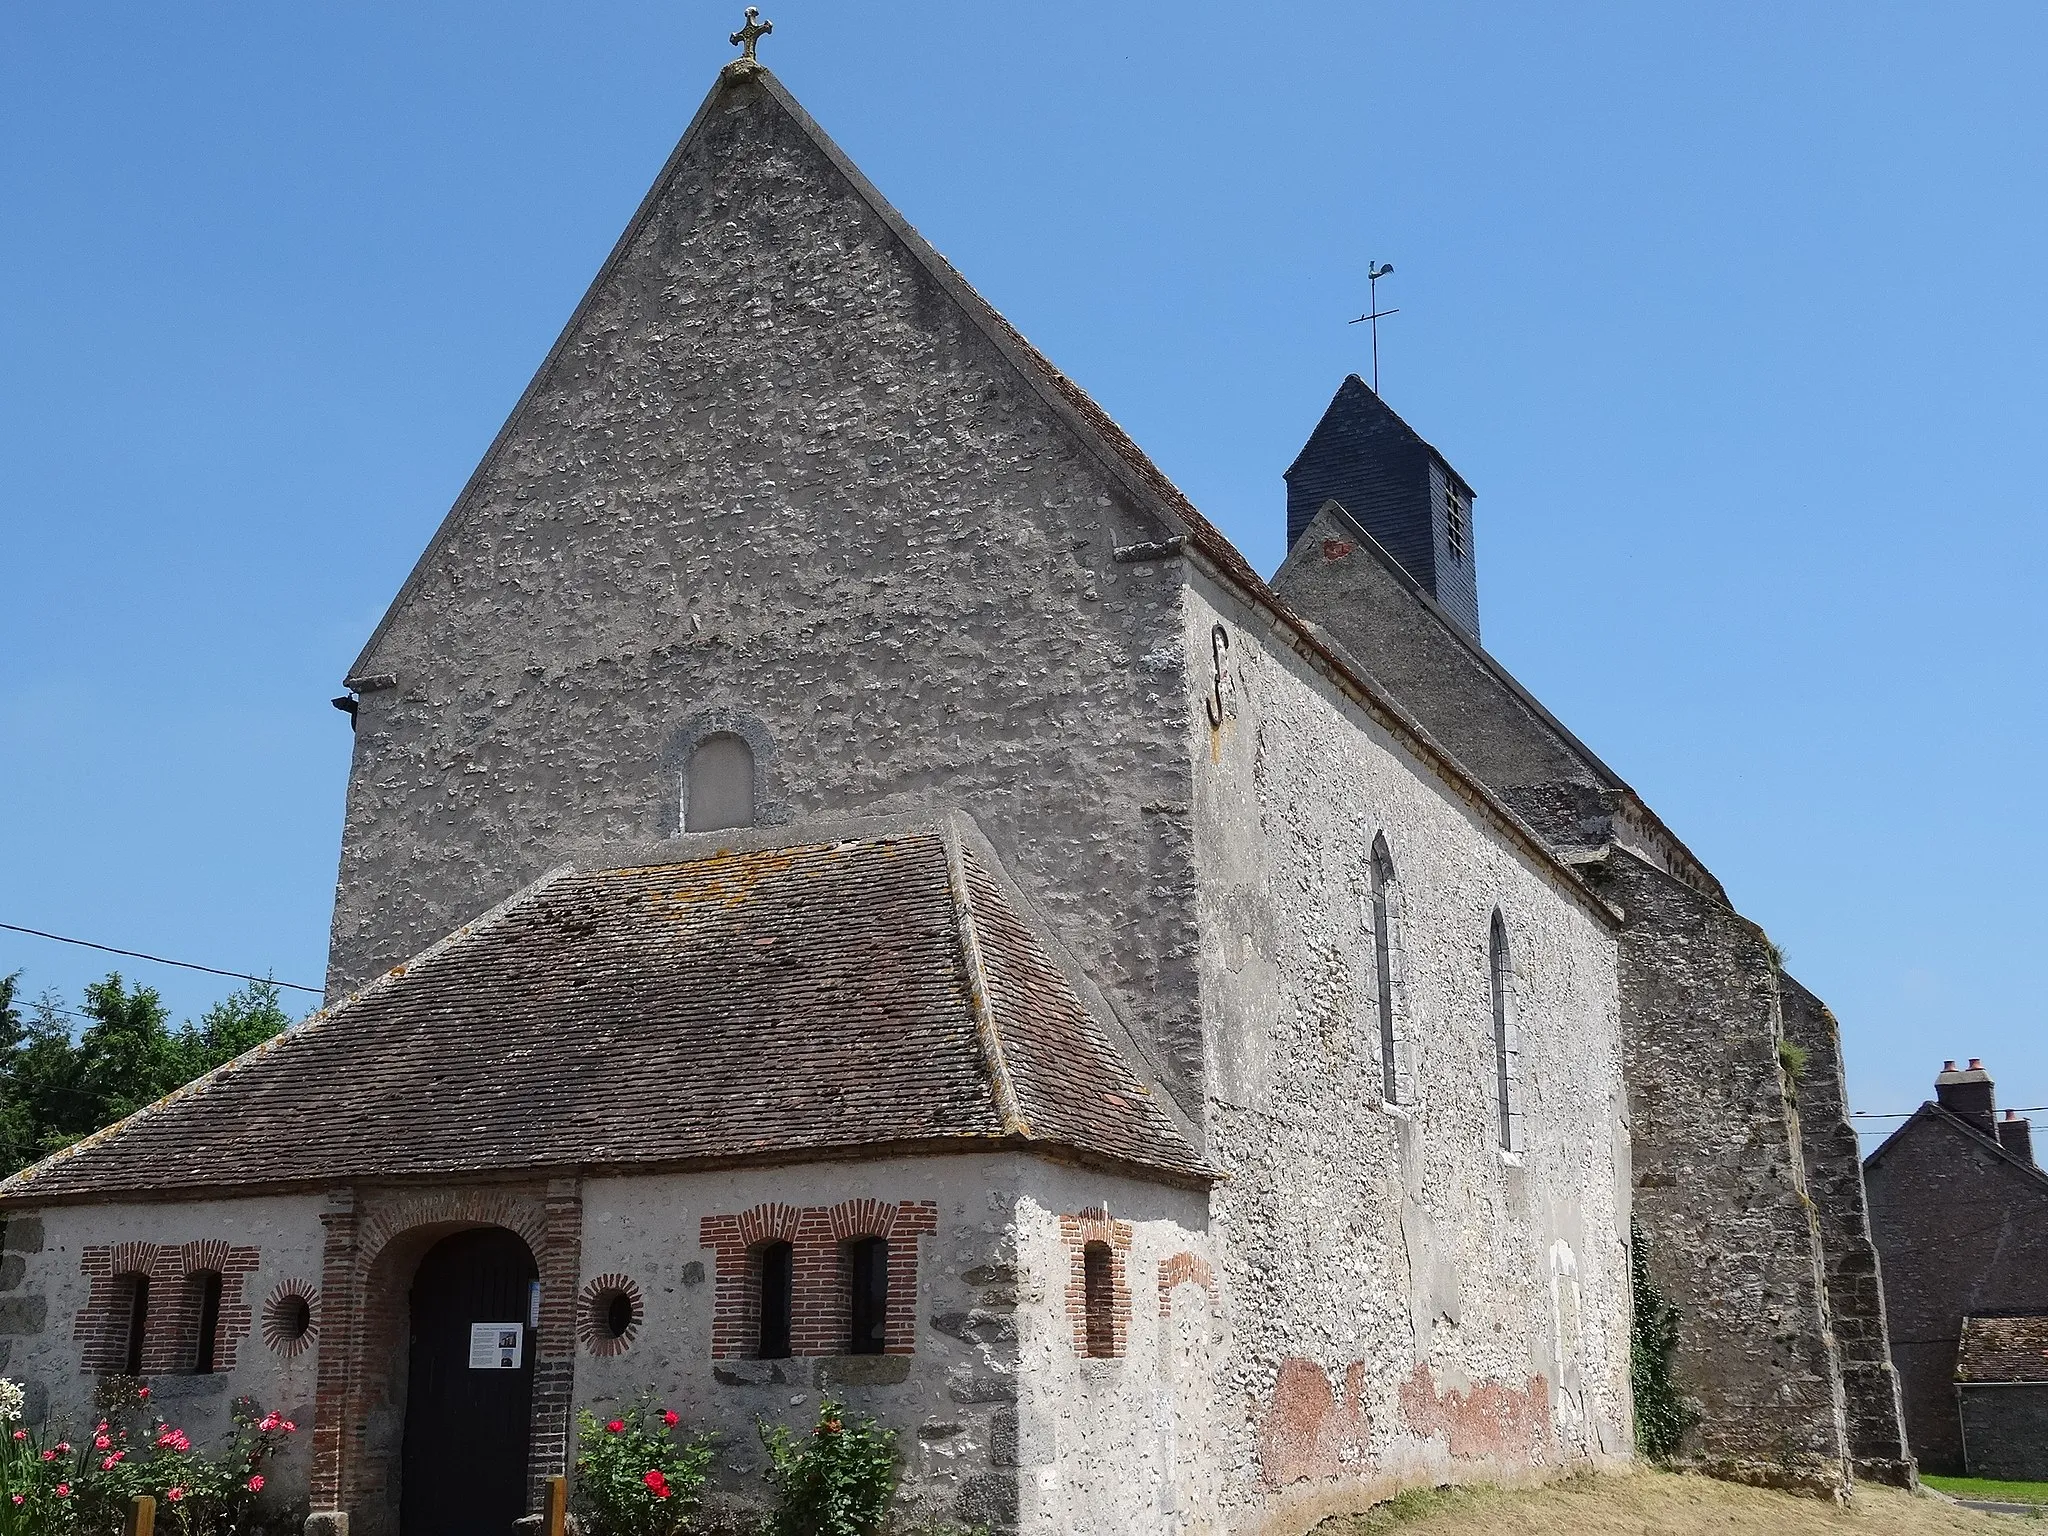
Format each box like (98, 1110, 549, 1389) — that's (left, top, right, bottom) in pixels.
(1316, 1467, 2030, 1535)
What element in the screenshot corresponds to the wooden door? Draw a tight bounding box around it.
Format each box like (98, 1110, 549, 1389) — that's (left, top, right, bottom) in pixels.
(400, 1228, 539, 1536)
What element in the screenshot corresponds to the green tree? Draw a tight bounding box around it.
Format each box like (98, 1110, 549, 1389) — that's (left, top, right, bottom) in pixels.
(0, 973, 292, 1177)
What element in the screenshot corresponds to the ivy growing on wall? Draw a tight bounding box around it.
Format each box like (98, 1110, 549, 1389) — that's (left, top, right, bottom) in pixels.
(1629, 1215, 1699, 1461)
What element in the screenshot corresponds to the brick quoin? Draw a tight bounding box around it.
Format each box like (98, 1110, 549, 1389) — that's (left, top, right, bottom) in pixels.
(309, 1183, 576, 1527)
(700, 1198, 937, 1359)
(73, 1238, 260, 1376)
(1060, 1207, 1133, 1359)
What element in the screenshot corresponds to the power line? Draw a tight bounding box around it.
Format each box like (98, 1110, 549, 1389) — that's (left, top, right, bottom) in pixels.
(1853, 1107, 2048, 1120)
(0, 923, 321, 995)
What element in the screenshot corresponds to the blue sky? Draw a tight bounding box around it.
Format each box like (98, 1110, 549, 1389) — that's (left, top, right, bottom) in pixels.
(2, 2, 2043, 1134)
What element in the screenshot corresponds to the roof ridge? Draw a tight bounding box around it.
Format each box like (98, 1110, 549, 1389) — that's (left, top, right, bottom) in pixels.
(1864, 1100, 2048, 1193)
(942, 826, 1028, 1139)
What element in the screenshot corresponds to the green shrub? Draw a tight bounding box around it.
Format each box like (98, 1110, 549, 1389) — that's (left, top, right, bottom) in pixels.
(758, 1399, 898, 1536)
(573, 1395, 712, 1536)
(1629, 1216, 1699, 1462)
(0, 1376, 300, 1535)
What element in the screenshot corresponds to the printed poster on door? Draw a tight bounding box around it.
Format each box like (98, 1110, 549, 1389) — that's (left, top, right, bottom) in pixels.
(469, 1322, 524, 1369)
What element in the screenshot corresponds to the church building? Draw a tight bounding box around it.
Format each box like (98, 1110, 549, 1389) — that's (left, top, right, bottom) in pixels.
(0, 38, 1908, 1536)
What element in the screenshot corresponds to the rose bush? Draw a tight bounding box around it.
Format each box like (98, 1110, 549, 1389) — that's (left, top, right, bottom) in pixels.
(572, 1395, 711, 1536)
(0, 1377, 298, 1535)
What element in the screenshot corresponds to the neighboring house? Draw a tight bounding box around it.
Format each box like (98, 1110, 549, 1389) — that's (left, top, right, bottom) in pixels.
(1956, 1315, 2048, 1481)
(1866, 1060, 2048, 1478)
(0, 44, 1906, 1536)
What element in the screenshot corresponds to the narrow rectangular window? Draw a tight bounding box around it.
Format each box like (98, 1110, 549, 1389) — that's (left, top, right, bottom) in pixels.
(1370, 837, 1400, 1103)
(1490, 912, 1516, 1151)
(1446, 484, 1468, 564)
(123, 1275, 151, 1377)
(191, 1271, 224, 1374)
(846, 1237, 889, 1356)
(757, 1242, 793, 1361)
(1082, 1243, 1116, 1358)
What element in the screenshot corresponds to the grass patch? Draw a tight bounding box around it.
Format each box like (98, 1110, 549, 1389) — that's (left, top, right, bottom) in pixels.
(1314, 1465, 2017, 1534)
(1923, 1473, 2048, 1505)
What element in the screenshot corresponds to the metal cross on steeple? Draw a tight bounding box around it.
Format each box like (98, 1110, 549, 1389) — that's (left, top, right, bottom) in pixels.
(730, 7, 773, 61)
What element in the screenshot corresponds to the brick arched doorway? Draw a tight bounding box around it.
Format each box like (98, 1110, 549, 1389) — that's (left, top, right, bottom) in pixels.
(310, 1183, 582, 1536)
(400, 1227, 539, 1536)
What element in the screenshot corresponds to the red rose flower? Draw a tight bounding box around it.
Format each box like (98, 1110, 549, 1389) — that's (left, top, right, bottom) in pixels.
(248, 1474, 265, 1492)
(643, 1468, 671, 1499)
(606, 1419, 625, 1434)
(662, 1409, 679, 1426)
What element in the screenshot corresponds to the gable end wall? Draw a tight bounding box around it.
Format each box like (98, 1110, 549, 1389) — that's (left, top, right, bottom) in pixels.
(328, 73, 1205, 1109)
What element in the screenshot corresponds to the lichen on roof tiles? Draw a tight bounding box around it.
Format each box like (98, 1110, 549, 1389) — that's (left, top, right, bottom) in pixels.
(0, 832, 1204, 1205)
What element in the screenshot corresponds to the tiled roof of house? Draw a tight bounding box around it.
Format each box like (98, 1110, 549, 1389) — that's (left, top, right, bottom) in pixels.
(0, 832, 1204, 1205)
(1957, 1315, 2048, 1383)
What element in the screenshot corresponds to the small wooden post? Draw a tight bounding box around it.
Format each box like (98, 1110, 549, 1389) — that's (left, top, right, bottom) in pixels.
(127, 1495, 156, 1536)
(543, 1475, 568, 1536)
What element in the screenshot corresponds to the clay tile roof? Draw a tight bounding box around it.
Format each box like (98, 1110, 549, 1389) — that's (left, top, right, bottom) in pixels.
(1957, 1315, 2048, 1383)
(0, 833, 1205, 1205)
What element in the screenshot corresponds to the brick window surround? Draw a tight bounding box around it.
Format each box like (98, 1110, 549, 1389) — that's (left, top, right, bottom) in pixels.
(1060, 1208, 1132, 1359)
(261, 1278, 320, 1358)
(1157, 1251, 1217, 1317)
(576, 1273, 644, 1358)
(701, 1198, 937, 1359)
(309, 1181, 582, 1528)
(74, 1239, 260, 1376)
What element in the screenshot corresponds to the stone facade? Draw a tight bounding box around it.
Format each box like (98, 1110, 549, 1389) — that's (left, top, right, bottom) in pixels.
(1185, 577, 1632, 1532)
(1274, 496, 1902, 1493)
(326, 61, 1207, 1124)
(1777, 976, 1911, 1483)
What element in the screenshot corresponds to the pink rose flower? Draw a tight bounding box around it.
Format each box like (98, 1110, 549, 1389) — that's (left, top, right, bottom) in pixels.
(94, 1435, 111, 1449)
(248, 1474, 265, 1492)
(54, 1484, 69, 1498)
(166, 1487, 185, 1501)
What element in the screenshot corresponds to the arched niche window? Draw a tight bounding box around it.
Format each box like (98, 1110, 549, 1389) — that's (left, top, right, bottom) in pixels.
(845, 1236, 889, 1356)
(117, 1273, 150, 1376)
(1369, 834, 1404, 1104)
(186, 1269, 224, 1374)
(1082, 1242, 1116, 1359)
(755, 1241, 794, 1361)
(684, 733, 755, 833)
(1489, 911, 1521, 1152)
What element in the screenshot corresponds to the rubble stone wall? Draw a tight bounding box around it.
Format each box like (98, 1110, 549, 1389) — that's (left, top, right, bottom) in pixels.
(1186, 578, 1633, 1534)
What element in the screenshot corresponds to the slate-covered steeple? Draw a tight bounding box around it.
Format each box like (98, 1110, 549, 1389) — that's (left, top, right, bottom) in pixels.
(1284, 376, 1480, 641)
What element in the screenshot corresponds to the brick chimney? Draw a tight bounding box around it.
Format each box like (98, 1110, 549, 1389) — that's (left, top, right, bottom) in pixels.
(1936, 1058, 1997, 1137)
(1998, 1109, 2035, 1167)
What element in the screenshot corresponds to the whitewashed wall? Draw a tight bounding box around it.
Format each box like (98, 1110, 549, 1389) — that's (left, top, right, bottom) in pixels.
(1186, 575, 1634, 1534)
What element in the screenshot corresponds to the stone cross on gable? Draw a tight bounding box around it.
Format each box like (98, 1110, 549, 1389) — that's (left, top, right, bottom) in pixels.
(730, 7, 773, 61)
